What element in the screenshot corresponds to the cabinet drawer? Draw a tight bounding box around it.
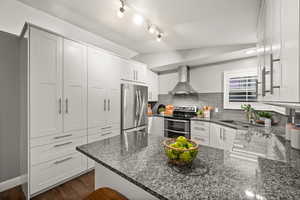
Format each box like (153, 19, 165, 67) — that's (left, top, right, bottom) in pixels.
(31, 130, 86, 147)
(31, 136, 87, 166)
(191, 121, 210, 128)
(30, 153, 87, 195)
(88, 124, 120, 136)
(192, 135, 209, 146)
(88, 129, 119, 143)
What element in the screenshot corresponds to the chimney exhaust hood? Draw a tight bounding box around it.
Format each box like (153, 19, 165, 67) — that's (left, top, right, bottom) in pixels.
(169, 66, 197, 95)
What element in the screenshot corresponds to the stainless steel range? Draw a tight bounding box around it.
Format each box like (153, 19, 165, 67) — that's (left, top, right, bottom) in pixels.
(164, 106, 197, 139)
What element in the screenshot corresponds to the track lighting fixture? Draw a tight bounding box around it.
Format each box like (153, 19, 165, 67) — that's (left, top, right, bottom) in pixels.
(117, 0, 125, 18)
(156, 32, 163, 42)
(116, 0, 165, 41)
(148, 25, 156, 34)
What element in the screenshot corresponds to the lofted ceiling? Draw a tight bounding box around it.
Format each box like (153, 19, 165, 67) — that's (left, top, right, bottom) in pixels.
(17, 0, 261, 55)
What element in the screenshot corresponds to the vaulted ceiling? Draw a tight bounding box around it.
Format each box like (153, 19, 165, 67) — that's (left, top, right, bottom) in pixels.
(17, 0, 261, 55)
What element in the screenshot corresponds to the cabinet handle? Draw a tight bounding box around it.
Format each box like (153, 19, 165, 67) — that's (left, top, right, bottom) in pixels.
(65, 98, 69, 114)
(262, 67, 266, 97)
(54, 157, 72, 165)
(58, 98, 62, 114)
(133, 70, 136, 80)
(270, 54, 281, 94)
(108, 99, 110, 111)
(101, 126, 112, 130)
(136, 71, 138, 80)
(104, 99, 106, 111)
(54, 141, 72, 148)
(101, 132, 112, 136)
(223, 129, 226, 141)
(54, 134, 72, 140)
(194, 127, 206, 131)
(220, 128, 223, 140)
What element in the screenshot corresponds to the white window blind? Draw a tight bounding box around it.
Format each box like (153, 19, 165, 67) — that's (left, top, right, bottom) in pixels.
(229, 75, 258, 102)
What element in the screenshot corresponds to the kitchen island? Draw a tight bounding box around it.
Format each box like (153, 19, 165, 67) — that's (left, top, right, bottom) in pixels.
(77, 130, 300, 200)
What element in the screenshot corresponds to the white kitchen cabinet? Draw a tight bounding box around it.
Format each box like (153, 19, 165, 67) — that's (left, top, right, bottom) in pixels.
(87, 47, 121, 130)
(209, 124, 223, 149)
(29, 27, 63, 138)
(258, 0, 300, 102)
(25, 26, 89, 196)
(148, 116, 164, 135)
(209, 123, 236, 150)
(191, 121, 210, 146)
(63, 39, 87, 132)
(121, 60, 147, 83)
(147, 70, 159, 102)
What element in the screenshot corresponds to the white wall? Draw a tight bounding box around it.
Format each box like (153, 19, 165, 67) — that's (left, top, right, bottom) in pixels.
(158, 57, 257, 94)
(0, 31, 20, 182)
(190, 57, 257, 93)
(0, 0, 137, 58)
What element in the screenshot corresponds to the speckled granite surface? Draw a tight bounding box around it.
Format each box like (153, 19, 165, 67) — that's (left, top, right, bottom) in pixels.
(77, 130, 300, 200)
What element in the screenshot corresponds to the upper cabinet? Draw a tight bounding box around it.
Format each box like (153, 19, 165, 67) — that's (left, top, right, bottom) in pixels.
(146, 69, 159, 102)
(121, 60, 147, 83)
(258, 0, 300, 103)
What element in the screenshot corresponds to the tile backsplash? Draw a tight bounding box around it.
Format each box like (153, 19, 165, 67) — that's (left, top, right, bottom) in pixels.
(158, 93, 288, 126)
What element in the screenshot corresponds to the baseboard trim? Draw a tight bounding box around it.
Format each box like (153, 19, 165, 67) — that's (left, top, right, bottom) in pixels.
(0, 176, 24, 192)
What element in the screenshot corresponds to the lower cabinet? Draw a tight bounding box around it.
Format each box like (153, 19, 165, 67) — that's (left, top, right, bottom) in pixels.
(30, 153, 87, 194)
(191, 120, 236, 151)
(87, 124, 120, 169)
(30, 130, 88, 195)
(191, 121, 210, 146)
(209, 123, 236, 150)
(148, 116, 164, 135)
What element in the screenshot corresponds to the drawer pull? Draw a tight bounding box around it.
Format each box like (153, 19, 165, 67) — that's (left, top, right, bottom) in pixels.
(101, 126, 112, 130)
(54, 157, 72, 165)
(194, 127, 206, 131)
(101, 132, 112, 136)
(54, 142, 72, 148)
(194, 137, 205, 141)
(54, 134, 72, 140)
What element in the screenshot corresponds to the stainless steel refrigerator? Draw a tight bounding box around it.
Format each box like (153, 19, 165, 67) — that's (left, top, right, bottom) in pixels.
(121, 83, 148, 133)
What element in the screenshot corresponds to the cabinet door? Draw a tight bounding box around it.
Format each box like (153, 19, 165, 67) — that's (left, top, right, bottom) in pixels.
(135, 63, 147, 83)
(209, 124, 222, 149)
(280, 0, 300, 102)
(63, 39, 87, 132)
(88, 87, 107, 128)
(88, 47, 110, 87)
(30, 27, 63, 138)
(107, 89, 121, 125)
(222, 127, 236, 151)
(120, 59, 134, 81)
(107, 55, 121, 90)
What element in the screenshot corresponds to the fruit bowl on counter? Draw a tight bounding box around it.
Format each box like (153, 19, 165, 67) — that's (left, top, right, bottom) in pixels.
(163, 136, 199, 166)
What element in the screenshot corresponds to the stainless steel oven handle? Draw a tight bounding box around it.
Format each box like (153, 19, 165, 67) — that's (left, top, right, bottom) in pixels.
(165, 129, 189, 134)
(165, 118, 189, 123)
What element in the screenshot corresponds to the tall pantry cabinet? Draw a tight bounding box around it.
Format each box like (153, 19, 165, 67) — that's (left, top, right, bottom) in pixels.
(19, 24, 151, 199)
(21, 25, 88, 197)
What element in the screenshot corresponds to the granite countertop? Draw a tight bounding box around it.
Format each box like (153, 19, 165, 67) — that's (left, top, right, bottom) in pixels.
(77, 130, 300, 200)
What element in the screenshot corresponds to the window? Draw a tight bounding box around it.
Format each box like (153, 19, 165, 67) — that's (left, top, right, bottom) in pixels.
(229, 75, 257, 102)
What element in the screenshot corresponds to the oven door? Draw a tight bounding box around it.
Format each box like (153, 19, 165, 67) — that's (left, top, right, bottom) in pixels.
(164, 118, 190, 138)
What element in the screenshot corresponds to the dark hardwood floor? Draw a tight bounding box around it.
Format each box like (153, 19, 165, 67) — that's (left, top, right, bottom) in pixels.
(0, 170, 95, 200)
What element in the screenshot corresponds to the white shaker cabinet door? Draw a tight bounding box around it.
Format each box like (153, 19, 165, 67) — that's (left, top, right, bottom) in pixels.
(222, 127, 236, 151)
(88, 87, 107, 128)
(30, 27, 63, 138)
(63, 39, 87, 132)
(209, 124, 222, 149)
(107, 89, 121, 125)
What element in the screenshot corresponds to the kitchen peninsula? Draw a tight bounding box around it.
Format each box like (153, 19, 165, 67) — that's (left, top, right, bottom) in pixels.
(77, 128, 300, 200)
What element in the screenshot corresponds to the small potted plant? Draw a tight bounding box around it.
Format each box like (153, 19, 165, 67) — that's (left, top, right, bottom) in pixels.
(256, 111, 273, 127)
(241, 104, 256, 123)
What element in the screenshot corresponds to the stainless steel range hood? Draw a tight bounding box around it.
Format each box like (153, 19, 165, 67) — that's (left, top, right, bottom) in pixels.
(169, 66, 197, 95)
